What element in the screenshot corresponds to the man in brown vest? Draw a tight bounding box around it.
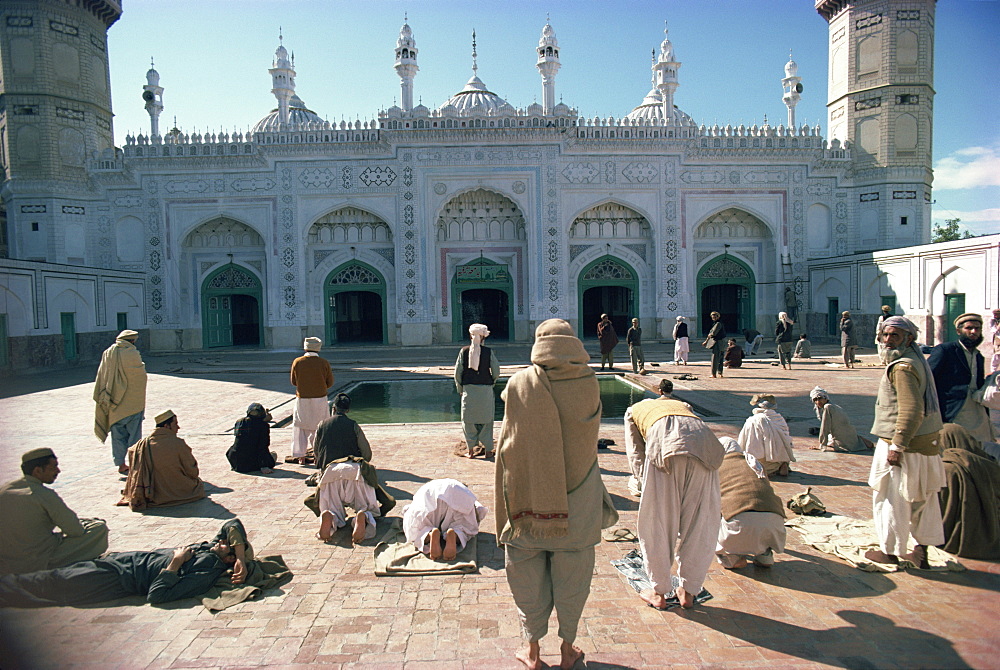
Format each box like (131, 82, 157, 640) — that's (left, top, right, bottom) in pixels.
(715, 438, 785, 569)
(624, 378, 724, 609)
(866, 316, 945, 568)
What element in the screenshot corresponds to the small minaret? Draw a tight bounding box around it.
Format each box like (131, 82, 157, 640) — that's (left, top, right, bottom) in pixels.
(143, 57, 164, 137)
(782, 51, 802, 128)
(536, 16, 561, 115)
(269, 30, 296, 125)
(394, 15, 419, 112)
(654, 22, 680, 123)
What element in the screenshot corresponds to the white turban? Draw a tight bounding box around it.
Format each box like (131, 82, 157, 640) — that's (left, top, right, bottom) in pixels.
(303, 337, 322, 352)
(809, 386, 829, 401)
(778, 311, 794, 325)
(468, 323, 490, 371)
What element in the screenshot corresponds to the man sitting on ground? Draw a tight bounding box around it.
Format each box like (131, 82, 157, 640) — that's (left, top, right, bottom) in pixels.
(794, 333, 812, 359)
(738, 394, 795, 476)
(724, 338, 744, 369)
(809, 386, 874, 452)
(403, 479, 488, 561)
(0, 519, 250, 607)
(716, 438, 786, 569)
(0, 448, 109, 575)
(119, 410, 206, 511)
(313, 393, 372, 473)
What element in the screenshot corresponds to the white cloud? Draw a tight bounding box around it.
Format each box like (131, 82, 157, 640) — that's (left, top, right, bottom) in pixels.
(932, 208, 1000, 236)
(934, 145, 1000, 190)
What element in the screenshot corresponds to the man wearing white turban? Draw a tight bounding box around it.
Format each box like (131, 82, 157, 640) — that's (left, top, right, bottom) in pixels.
(809, 386, 873, 452)
(454, 324, 500, 458)
(289, 337, 334, 465)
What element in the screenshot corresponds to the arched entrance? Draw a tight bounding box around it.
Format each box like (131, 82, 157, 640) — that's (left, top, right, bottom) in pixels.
(452, 257, 512, 341)
(202, 265, 263, 348)
(697, 255, 755, 336)
(325, 262, 387, 344)
(578, 256, 637, 339)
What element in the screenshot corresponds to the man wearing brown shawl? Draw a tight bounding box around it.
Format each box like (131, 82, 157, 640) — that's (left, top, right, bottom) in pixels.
(118, 410, 206, 511)
(937, 423, 1000, 559)
(93, 330, 147, 474)
(496, 319, 617, 670)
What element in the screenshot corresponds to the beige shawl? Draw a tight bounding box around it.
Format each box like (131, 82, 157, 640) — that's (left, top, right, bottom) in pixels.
(495, 319, 601, 540)
(93, 338, 147, 442)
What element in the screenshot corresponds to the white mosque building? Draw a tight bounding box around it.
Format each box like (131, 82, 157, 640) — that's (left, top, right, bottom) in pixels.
(5, 0, 990, 371)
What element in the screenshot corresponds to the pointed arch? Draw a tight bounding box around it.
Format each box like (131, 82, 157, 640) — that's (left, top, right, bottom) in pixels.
(436, 188, 526, 242)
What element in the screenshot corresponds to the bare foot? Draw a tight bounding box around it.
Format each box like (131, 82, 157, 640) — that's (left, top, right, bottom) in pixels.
(429, 528, 443, 561)
(443, 528, 458, 561)
(903, 544, 930, 569)
(318, 511, 334, 542)
(777, 463, 790, 476)
(864, 548, 898, 564)
(515, 641, 544, 670)
(676, 586, 695, 609)
(351, 513, 367, 544)
(724, 557, 749, 570)
(559, 641, 584, 669)
(639, 588, 668, 610)
(117, 463, 130, 475)
(462, 451, 476, 459)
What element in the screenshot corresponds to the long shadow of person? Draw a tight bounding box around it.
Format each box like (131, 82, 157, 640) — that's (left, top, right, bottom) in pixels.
(689, 607, 970, 669)
(745, 548, 896, 598)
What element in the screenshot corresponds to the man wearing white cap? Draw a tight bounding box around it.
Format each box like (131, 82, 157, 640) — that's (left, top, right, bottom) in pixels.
(118, 410, 205, 510)
(928, 313, 994, 443)
(454, 323, 500, 458)
(809, 386, 873, 452)
(737, 394, 795, 476)
(289, 337, 334, 465)
(0, 448, 109, 574)
(93, 330, 147, 474)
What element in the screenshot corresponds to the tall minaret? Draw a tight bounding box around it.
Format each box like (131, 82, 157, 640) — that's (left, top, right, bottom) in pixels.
(781, 51, 802, 128)
(394, 16, 419, 112)
(143, 58, 164, 137)
(269, 30, 296, 125)
(653, 23, 680, 123)
(536, 17, 561, 115)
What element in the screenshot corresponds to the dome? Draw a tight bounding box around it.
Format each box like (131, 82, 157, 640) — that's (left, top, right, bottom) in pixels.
(624, 88, 696, 125)
(526, 102, 543, 116)
(785, 58, 798, 77)
(553, 101, 570, 115)
(412, 103, 430, 116)
(438, 76, 516, 117)
(251, 94, 323, 132)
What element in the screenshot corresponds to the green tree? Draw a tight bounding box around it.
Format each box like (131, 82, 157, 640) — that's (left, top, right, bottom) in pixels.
(932, 218, 973, 242)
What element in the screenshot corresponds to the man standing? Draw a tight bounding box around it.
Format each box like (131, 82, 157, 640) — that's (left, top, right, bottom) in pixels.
(93, 329, 147, 474)
(928, 313, 994, 443)
(875, 305, 893, 365)
(597, 313, 618, 370)
(987, 308, 1000, 374)
(626, 318, 645, 374)
(867, 316, 945, 568)
(290, 337, 334, 465)
(707, 311, 726, 378)
(496, 319, 616, 670)
(454, 323, 500, 458)
(625, 378, 724, 608)
(118, 410, 206, 511)
(0, 448, 108, 575)
(841, 311, 857, 368)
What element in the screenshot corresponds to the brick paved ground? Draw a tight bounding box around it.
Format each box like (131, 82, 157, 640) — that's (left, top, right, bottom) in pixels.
(1, 341, 997, 669)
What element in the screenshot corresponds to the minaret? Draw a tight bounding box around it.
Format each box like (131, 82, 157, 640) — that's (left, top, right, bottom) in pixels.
(269, 30, 296, 125)
(143, 58, 164, 137)
(394, 15, 419, 112)
(536, 17, 561, 115)
(781, 51, 802, 129)
(653, 22, 680, 123)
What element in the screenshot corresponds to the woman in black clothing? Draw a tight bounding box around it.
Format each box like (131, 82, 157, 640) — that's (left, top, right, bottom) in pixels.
(775, 312, 795, 370)
(706, 311, 727, 378)
(227, 403, 277, 473)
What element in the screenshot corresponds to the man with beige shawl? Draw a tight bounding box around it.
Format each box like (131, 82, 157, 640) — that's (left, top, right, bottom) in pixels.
(93, 330, 147, 474)
(495, 319, 617, 670)
(625, 379, 724, 609)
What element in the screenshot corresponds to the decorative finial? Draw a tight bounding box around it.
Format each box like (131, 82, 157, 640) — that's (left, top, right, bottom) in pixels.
(404, 11, 408, 22)
(150, 56, 155, 69)
(279, 26, 283, 44)
(546, 12, 550, 24)
(789, 49, 793, 59)
(664, 20, 669, 36)
(472, 30, 478, 74)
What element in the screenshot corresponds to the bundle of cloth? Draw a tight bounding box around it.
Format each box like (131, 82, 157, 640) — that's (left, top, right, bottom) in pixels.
(937, 423, 1000, 560)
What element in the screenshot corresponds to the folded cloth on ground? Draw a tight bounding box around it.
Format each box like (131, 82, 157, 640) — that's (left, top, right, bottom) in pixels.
(611, 548, 712, 608)
(373, 517, 478, 576)
(602, 527, 637, 542)
(784, 514, 964, 573)
(200, 555, 293, 611)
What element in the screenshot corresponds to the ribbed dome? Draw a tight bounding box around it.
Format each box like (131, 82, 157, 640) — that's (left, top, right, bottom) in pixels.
(251, 94, 324, 132)
(624, 88, 695, 125)
(439, 76, 516, 116)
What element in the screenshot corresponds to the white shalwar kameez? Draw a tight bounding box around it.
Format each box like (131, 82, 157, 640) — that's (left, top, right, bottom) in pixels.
(738, 408, 796, 474)
(291, 397, 330, 458)
(318, 462, 380, 540)
(674, 337, 690, 365)
(402, 479, 488, 554)
(716, 512, 786, 568)
(868, 439, 945, 556)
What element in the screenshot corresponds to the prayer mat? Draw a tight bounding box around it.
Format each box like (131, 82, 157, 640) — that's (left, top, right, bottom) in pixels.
(611, 548, 713, 607)
(200, 555, 293, 611)
(785, 514, 965, 573)
(373, 517, 479, 576)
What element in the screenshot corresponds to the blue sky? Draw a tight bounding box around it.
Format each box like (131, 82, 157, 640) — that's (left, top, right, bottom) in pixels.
(107, 0, 999, 236)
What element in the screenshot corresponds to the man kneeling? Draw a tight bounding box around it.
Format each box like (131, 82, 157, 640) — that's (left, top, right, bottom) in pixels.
(317, 461, 380, 544)
(403, 479, 488, 561)
(716, 438, 786, 569)
(0, 519, 250, 608)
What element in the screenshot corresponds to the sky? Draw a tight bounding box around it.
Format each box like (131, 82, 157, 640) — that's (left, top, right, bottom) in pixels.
(107, 0, 999, 237)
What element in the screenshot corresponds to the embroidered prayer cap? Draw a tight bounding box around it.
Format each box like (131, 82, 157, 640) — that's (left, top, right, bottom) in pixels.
(117, 329, 139, 340)
(809, 386, 829, 401)
(600, 313, 609, 320)
(303, 337, 322, 351)
(154, 409, 176, 424)
(953, 312, 982, 329)
(841, 311, 851, 317)
(21, 447, 55, 464)
(750, 393, 776, 406)
(469, 323, 490, 338)
(880, 316, 919, 339)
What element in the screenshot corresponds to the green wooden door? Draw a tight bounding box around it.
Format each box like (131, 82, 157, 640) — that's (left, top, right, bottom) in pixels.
(945, 294, 965, 342)
(205, 295, 234, 348)
(827, 298, 840, 336)
(60, 312, 77, 360)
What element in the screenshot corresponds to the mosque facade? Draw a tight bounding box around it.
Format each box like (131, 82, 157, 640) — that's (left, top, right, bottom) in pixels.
(0, 0, 941, 367)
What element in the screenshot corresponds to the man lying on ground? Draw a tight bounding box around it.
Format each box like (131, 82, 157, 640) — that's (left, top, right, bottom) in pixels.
(0, 519, 251, 608)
